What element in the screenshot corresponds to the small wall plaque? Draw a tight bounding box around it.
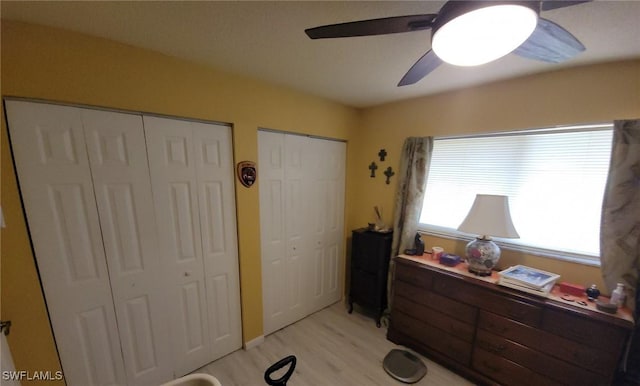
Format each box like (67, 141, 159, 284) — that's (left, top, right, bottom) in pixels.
(237, 161, 257, 187)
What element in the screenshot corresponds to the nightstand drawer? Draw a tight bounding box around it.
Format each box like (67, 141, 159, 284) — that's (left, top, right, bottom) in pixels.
(475, 329, 607, 386)
(395, 280, 477, 324)
(478, 311, 615, 376)
(394, 295, 475, 342)
(433, 275, 542, 326)
(473, 348, 561, 386)
(395, 262, 434, 290)
(392, 310, 472, 365)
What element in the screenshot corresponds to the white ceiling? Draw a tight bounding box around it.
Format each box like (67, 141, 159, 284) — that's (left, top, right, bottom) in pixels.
(2, 1, 640, 108)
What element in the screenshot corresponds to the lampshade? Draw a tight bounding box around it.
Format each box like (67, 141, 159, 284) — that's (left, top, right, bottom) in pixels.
(458, 194, 519, 238)
(431, 3, 538, 66)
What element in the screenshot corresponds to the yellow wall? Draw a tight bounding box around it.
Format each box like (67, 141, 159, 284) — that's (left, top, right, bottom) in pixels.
(0, 21, 359, 383)
(2, 19, 639, 383)
(353, 59, 640, 291)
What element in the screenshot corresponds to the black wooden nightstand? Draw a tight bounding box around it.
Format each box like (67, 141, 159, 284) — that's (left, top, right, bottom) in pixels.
(348, 228, 393, 327)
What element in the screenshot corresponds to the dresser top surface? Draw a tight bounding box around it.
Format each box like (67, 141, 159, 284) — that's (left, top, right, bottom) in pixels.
(397, 254, 635, 327)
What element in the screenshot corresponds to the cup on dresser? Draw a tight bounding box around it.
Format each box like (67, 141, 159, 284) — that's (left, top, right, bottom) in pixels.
(431, 246, 444, 260)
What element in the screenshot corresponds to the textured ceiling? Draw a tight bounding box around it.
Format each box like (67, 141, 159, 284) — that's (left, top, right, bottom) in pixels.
(2, 1, 640, 108)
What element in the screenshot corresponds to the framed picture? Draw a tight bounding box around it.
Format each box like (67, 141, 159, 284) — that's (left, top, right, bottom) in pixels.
(498, 265, 560, 289)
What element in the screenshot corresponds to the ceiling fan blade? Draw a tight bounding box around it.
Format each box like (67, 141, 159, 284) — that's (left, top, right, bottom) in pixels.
(541, 1, 591, 11)
(513, 18, 585, 63)
(398, 49, 443, 87)
(305, 14, 436, 39)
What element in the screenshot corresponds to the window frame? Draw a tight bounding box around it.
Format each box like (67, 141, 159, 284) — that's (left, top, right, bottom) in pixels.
(417, 123, 613, 267)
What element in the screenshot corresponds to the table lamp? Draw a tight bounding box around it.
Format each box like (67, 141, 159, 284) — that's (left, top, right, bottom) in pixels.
(458, 194, 519, 276)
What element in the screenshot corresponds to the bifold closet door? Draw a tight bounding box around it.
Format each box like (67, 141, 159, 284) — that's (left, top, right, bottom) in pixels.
(82, 109, 172, 385)
(6, 101, 172, 385)
(144, 116, 242, 376)
(307, 138, 346, 312)
(258, 131, 346, 335)
(258, 132, 309, 334)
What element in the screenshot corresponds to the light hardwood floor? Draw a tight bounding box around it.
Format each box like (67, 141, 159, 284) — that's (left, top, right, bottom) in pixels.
(194, 302, 473, 385)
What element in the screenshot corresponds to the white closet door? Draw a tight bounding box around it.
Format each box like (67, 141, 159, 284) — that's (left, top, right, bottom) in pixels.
(144, 116, 241, 375)
(259, 131, 345, 335)
(6, 101, 127, 386)
(282, 134, 311, 326)
(192, 123, 242, 359)
(308, 139, 346, 311)
(257, 131, 288, 334)
(82, 109, 172, 385)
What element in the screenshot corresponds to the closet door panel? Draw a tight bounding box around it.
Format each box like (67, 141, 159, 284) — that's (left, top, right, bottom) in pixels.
(144, 116, 211, 376)
(259, 132, 345, 335)
(5, 101, 127, 386)
(258, 131, 287, 334)
(82, 109, 172, 385)
(323, 140, 346, 304)
(308, 139, 346, 311)
(283, 134, 310, 325)
(193, 122, 242, 358)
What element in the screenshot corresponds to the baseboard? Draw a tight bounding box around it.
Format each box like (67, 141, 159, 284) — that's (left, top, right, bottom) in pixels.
(243, 335, 265, 350)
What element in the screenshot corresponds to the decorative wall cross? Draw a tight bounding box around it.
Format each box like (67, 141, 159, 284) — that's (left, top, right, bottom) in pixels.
(384, 167, 395, 184)
(369, 162, 378, 178)
(378, 149, 387, 162)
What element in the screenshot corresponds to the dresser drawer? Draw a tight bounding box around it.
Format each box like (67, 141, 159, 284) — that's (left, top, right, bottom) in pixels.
(394, 295, 475, 343)
(478, 311, 616, 376)
(395, 262, 434, 290)
(473, 348, 561, 386)
(392, 310, 472, 365)
(433, 275, 542, 326)
(394, 280, 477, 324)
(475, 329, 608, 386)
(542, 308, 628, 353)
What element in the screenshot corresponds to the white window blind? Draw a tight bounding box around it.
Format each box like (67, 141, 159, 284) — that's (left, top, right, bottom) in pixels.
(419, 124, 613, 264)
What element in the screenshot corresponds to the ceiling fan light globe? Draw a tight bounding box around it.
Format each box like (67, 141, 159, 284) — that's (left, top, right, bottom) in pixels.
(432, 4, 538, 67)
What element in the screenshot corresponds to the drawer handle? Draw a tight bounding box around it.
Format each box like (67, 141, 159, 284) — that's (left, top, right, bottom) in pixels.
(506, 308, 526, 318)
(487, 323, 508, 334)
(573, 351, 596, 365)
(479, 341, 506, 354)
(482, 361, 501, 373)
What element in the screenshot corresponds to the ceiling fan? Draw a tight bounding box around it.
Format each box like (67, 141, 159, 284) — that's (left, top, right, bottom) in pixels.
(305, 1, 589, 86)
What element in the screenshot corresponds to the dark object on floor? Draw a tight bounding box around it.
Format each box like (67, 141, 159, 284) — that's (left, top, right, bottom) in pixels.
(383, 349, 427, 384)
(264, 355, 296, 386)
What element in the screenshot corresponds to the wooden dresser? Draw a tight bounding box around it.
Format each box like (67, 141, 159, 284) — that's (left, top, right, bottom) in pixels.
(388, 256, 635, 386)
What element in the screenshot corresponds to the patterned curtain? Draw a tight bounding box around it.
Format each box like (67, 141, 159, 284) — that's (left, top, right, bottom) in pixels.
(387, 137, 433, 309)
(600, 119, 640, 316)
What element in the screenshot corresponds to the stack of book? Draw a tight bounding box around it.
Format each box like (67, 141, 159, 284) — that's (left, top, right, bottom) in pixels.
(497, 265, 560, 297)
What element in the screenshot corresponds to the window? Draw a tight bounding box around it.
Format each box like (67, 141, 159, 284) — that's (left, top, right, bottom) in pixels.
(419, 124, 613, 265)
